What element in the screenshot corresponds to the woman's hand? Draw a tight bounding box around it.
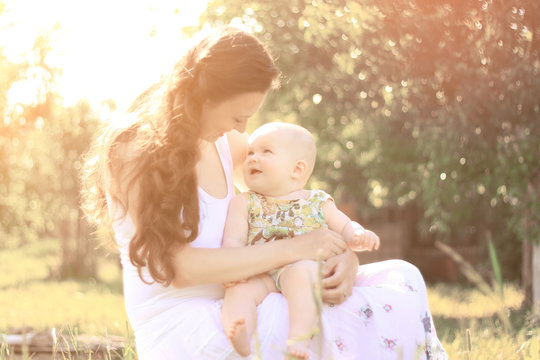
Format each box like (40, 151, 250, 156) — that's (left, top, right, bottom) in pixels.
(321, 249, 359, 305)
(294, 228, 347, 261)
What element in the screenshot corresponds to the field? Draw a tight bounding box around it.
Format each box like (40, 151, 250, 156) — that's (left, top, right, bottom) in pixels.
(0, 240, 538, 359)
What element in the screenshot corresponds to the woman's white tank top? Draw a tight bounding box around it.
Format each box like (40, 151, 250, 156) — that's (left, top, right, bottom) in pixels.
(106, 135, 234, 328)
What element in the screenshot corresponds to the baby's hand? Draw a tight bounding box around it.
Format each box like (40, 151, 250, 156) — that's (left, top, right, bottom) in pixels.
(350, 228, 380, 252)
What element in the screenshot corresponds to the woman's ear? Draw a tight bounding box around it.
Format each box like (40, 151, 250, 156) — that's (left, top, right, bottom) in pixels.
(291, 160, 307, 180)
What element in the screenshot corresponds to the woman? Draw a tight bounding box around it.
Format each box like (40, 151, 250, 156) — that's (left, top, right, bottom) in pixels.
(81, 27, 447, 359)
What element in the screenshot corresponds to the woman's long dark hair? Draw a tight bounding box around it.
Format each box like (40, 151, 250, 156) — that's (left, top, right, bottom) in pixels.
(81, 27, 280, 285)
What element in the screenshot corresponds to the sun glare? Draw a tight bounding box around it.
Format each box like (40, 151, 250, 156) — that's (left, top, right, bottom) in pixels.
(1, 0, 209, 113)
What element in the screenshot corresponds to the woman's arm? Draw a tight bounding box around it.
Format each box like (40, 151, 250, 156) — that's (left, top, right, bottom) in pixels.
(111, 134, 347, 289)
(171, 228, 347, 288)
(113, 157, 347, 288)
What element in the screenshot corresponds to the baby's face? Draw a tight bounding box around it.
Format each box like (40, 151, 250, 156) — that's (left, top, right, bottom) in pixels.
(243, 131, 298, 197)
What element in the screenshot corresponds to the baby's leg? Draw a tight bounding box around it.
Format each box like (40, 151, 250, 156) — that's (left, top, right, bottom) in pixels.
(221, 273, 277, 356)
(279, 260, 319, 360)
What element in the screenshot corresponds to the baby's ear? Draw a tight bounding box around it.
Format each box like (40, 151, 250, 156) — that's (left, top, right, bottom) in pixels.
(291, 160, 308, 180)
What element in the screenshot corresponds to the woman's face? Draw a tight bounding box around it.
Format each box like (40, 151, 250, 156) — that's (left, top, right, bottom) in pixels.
(199, 92, 268, 142)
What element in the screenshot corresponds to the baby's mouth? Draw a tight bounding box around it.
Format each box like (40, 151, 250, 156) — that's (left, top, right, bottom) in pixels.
(250, 169, 262, 175)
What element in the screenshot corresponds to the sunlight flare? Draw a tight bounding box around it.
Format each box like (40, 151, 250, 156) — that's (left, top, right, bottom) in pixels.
(1, 0, 208, 112)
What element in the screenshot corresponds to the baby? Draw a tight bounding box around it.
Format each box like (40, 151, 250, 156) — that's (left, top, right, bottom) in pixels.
(221, 122, 380, 359)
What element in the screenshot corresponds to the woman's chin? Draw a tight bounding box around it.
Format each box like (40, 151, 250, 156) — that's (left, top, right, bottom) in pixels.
(201, 133, 223, 142)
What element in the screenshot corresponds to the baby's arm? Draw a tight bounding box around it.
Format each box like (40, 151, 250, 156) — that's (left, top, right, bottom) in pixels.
(223, 193, 249, 248)
(322, 200, 380, 252)
(341, 221, 380, 252)
(222, 194, 250, 287)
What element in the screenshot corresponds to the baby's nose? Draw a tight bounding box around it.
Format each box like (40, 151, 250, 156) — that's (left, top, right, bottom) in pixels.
(248, 154, 258, 163)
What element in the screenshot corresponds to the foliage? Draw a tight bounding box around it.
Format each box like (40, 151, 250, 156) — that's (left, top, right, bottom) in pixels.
(201, 0, 540, 278)
(0, 0, 538, 282)
(0, 28, 102, 277)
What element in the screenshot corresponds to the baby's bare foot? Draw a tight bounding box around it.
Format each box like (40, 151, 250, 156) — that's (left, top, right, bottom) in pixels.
(286, 342, 310, 360)
(227, 318, 251, 356)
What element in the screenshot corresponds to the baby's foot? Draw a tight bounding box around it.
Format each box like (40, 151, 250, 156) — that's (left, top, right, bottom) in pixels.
(286, 342, 310, 360)
(227, 318, 251, 357)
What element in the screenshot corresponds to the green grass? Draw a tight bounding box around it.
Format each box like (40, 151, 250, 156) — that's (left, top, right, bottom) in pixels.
(428, 283, 539, 359)
(0, 240, 127, 338)
(1, 241, 539, 359)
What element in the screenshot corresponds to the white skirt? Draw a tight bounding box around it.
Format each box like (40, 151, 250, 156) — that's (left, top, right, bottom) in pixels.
(133, 260, 448, 360)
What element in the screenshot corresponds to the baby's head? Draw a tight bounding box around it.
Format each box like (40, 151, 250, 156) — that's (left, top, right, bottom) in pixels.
(243, 122, 316, 197)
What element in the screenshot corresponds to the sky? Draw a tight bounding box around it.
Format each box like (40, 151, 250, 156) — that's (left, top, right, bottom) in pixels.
(1, 0, 210, 113)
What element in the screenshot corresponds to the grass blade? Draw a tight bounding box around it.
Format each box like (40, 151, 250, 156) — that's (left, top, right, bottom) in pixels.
(488, 239, 503, 299)
(466, 328, 472, 360)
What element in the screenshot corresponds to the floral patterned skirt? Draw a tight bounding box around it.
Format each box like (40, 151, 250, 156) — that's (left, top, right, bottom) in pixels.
(133, 260, 447, 360)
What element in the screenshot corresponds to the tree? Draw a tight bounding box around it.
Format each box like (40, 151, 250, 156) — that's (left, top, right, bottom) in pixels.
(0, 28, 102, 278)
(201, 0, 540, 298)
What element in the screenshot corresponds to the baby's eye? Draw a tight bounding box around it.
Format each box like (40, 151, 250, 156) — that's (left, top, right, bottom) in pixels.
(263, 149, 273, 154)
(247, 150, 254, 156)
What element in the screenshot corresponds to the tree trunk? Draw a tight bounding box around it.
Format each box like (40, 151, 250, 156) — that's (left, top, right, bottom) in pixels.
(533, 242, 540, 314)
(77, 207, 96, 277)
(524, 181, 539, 310)
(522, 239, 533, 306)
(58, 209, 96, 279)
